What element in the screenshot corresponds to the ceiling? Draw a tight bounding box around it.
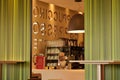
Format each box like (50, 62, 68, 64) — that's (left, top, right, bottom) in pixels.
(39, 0, 84, 12)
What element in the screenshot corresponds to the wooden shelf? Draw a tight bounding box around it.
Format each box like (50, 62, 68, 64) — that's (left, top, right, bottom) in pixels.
(0, 61, 25, 64)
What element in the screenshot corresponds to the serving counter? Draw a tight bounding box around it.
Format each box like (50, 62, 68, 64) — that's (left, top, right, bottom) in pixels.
(32, 69, 85, 80)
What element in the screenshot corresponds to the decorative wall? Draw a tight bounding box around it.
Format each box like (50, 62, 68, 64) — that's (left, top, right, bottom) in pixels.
(0, 0, 31, 80)
(85, 0, 120, 80)
(32, 0, 79, 69)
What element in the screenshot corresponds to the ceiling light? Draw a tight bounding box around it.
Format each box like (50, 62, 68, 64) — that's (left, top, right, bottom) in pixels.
(67, 13, 85, 33)
(75, 0, 82, 2)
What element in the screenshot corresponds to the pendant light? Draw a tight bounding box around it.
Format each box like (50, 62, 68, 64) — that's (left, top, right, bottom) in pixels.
(67, 13, 84, 33)
(75, 0, 82, 2)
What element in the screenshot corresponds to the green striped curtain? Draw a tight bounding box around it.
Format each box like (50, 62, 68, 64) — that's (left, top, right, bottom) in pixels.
(0, 0, 31, 80)
(85, 0, 120, 80)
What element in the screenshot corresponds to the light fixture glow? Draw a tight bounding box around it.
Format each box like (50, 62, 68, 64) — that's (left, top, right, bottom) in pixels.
(67, 30, 85, 33)
(67, 13, 85, 33)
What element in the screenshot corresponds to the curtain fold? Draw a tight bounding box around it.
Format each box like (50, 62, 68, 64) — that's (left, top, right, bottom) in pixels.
(0, 0, 31, 80)
(85, 0, 120, 80)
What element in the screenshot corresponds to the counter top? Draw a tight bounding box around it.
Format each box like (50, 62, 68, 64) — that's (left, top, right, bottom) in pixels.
(69, 60, 120, 80)
(69, 60, 120, 64)
(32, 69, 85, 80)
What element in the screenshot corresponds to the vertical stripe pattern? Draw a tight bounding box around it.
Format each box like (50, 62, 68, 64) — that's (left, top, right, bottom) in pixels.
(85, 0, 120, 80)
(0, 0, 31, 80)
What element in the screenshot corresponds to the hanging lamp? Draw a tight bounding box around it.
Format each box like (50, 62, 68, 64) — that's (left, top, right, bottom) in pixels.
(67, 13, 85, 33)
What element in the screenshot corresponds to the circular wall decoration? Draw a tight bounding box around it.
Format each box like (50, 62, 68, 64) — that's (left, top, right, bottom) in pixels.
(48, 10, 53, 21)
(33, 22, 39, 35)
(47, 24, 53, 36)
(67, 15, 71, 21)
(33, 6, 39, 17)
(54, 12, 58, 21)
(40, 23, 46, 36)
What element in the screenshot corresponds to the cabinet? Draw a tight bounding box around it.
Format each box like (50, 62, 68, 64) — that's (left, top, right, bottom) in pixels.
(46, 47, 59, 67)
(45, 38, 84, 69)
(70, 46, 84, 69)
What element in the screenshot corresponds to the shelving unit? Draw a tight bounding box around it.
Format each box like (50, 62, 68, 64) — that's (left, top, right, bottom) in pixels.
(45, 47, 69, 68)
(45, 47, 59, 67)
(45, 38, 70, 68)
(45, 38, 84, 69)
(70, 46, 84, 69)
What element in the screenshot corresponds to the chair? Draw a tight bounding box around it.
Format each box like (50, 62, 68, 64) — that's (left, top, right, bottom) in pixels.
(28, 73, 41, 80)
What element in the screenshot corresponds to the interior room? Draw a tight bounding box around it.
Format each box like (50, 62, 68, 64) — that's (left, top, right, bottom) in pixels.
(32, 0, 85, 80)
(1, 0, 120, 80)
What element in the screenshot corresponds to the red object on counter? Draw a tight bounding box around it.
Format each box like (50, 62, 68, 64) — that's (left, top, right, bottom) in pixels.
(36, 56, 45, 69)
